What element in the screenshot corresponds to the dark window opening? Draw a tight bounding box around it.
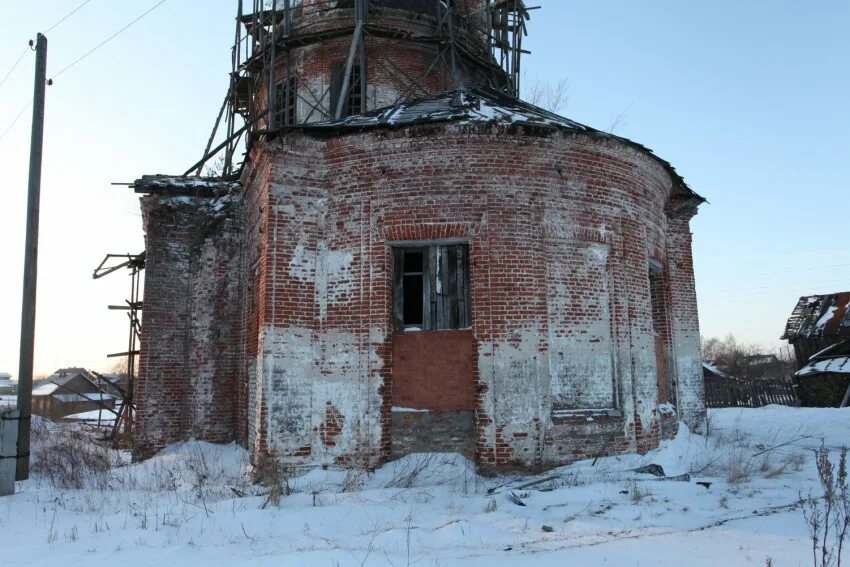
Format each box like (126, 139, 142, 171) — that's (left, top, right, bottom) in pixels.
(273, 76, 298, 127)
(330, 62, 365, 118)
(402, 250, 424, 326)
(393, 244, 471, 331)
(403, 276, 424, 325)
(404, 250, 423, 273)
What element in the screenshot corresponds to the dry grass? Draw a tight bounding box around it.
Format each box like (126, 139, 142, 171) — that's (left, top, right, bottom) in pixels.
(30, 420, 114, 490)
(630, 482, 650, 504)
(726, 448, 754, 484)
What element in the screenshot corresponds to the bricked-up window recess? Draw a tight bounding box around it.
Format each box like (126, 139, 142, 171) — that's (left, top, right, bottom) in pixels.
(648, 260, 666, 337)
(648, 259, 672, 405)
(330, 62, 364, 118)
(393, 244, 471, 331)
(273, 76, 298, 127)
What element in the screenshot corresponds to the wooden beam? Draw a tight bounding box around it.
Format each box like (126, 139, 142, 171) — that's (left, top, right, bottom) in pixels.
(107, 351, 140, 358)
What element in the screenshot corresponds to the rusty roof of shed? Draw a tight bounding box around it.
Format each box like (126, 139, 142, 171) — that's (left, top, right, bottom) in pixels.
(781, 293, 850, 341)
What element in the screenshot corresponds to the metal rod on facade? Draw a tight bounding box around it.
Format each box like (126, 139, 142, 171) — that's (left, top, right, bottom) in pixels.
(284, 0, 292, 126)
(359, 0, 366, 112)
(335, 18, 364, 119)
(446, 2, 458, 87)
(16, 33, 48, 481)
(124, 263, 138, 440)
(195, 89, 229, 176)
(269, 0, 278, 129)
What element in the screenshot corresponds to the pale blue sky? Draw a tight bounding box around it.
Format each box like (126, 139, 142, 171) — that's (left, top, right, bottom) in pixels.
(0, 1, 847, 375)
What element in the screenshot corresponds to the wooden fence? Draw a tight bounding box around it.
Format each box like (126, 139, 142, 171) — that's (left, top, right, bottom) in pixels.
(704, 378, 799, 408)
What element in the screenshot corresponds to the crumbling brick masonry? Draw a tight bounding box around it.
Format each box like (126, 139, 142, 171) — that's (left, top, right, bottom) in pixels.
(132, 0, 706, 472)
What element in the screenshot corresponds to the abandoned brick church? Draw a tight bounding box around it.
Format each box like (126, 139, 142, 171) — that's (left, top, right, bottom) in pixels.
(132, 0, 706, 471)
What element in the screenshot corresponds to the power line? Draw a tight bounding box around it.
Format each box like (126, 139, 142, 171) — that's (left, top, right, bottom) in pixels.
(0, 99, 33, 144)
(706, 277, 850, 300)
(49, 0, 168, 81)
(700, 262, 850, 282)
(0, 47, 29, 92)
(0, 0, 95, 94)
(45, 0, 95, 33)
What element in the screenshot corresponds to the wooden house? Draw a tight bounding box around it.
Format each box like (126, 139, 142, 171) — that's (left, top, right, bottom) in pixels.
(32, 368, 117, 421)
(782, 292, 850, 368)
(793, 339, 850, 407)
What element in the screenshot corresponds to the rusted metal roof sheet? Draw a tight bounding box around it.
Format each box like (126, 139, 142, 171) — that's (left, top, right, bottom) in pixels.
(781, 293, 850, 341)
(796, 356, 850, 377)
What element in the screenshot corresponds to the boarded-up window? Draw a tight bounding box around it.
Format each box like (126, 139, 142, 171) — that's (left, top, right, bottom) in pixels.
(330, 61, 364, 118)
(273, 76, 298, 127)
(546, 240, 617, 411)
(393, 244, 471, 331)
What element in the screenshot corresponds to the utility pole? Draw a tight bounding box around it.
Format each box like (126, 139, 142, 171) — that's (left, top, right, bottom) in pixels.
(16, 33, 48, 481)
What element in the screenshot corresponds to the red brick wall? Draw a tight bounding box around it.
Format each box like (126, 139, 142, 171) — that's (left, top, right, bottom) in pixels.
(392, 330, 475, 411)
(137, 122, 704, 469)
(665, 204, 706, 431)
(239, 123, 703, 470)
(134, 195, 243, 460)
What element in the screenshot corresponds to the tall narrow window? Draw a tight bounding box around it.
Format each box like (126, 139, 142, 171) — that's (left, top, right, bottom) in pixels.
(330, 62, 365, 118)
(648, 259, 672, 404)
(393, 244, 470, 331)
(273, 76, 298, 127)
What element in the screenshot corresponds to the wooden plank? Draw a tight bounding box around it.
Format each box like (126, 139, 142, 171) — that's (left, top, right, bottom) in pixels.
(393, 248, 404, 331)
(439, 245, 450, 329)
(447, 245, 458, 329)
(433, 246, 442, 329)
(424, 246, 433, 330)
(429, 246, 439, 329)
(457, 244, 469, 328)
(107, 351, 140, 358)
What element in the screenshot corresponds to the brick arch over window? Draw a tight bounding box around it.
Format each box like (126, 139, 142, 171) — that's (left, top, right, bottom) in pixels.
(382, 222, 479, 243)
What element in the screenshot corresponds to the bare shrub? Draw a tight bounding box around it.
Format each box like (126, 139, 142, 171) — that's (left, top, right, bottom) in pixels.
(523, 75, 570, 114)
(385, 454, 437, 489)
(340, 468, 367, 493)
(803, 444, 850, 567)
(255, 452, 289, 507)
(31, 421, 112, 489)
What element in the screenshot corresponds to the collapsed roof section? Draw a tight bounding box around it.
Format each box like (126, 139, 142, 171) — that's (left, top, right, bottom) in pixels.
(132, 87, 703, 207)
(131, 175, 242, 197)
(292, 86, 704, 206)
(782, 292, 850, 341)
(795, 339, 850, 377)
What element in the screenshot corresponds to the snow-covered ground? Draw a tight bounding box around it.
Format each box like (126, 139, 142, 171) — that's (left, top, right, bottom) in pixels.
(1, 406, 848, 566)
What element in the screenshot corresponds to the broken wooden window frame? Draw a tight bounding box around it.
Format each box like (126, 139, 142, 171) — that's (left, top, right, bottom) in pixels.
(273, 76, 298, 127)
(392, 241, 471, 332)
